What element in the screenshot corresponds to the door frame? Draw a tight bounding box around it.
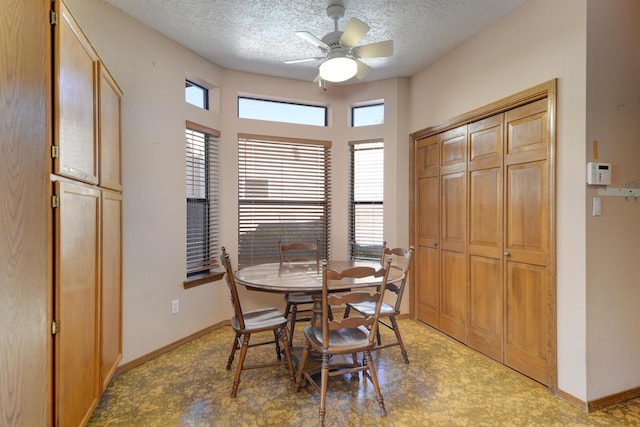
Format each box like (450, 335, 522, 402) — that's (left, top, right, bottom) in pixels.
(408, 79, 557, 392)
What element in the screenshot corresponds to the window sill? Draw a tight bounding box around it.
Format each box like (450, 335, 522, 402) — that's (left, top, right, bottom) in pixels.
(183, 270, 225, 289)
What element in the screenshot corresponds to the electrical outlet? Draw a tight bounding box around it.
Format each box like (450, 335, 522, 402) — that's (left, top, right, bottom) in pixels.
(171, 299, 179, 314)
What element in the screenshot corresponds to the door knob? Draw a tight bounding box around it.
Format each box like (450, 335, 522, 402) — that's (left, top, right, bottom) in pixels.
(504, 252, 511, 257)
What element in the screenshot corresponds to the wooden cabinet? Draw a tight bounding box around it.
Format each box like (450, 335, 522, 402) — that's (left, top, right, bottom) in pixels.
(100, 190, 123, 391)
(412, 87, 554, 386)
(52, 0, 124, 424)
(0, 1, 52, 425)
(54, 180, 101, 427)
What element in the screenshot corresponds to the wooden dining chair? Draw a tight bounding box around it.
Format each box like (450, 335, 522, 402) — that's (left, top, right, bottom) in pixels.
(220, 247, 295, 397)
(343, 242, 415, 364)
(279, 240, 324, 346)
(295, 259, 392, 426)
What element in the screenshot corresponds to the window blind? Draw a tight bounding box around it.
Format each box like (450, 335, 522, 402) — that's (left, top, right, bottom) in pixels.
(238, 135, 331, 267)
(349, 140, 384, 260)
(186, 125, 220, 275)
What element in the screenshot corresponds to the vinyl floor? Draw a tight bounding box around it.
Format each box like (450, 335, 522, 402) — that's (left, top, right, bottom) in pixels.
(88, 319, 640, 426)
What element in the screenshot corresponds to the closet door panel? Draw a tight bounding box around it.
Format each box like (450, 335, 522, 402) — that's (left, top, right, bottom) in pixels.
(505, 261, 549, 384)
(415, 135, 440, 326)
(468, 255, 502, 361)
(440, 250, 466, 342)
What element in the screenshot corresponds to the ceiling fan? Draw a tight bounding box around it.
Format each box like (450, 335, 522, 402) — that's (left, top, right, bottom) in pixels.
(285, 0, 393, 83)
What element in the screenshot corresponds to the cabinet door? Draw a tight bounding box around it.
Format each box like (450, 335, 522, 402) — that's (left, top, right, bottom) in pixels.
(467, 114, 504, 362)
(415, 135, 440, 326)
(99, 63, 123, 191)
(54, 180, 100, 427)
(100, 190, 122, 391)
(54, 0, 99, 184)
(504, 99, 550, 384)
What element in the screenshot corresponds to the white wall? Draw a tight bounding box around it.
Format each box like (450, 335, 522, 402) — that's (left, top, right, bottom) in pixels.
(66, 0, 408, 364)
(408, 0, 589, 400)
(585, 0, 640, 401)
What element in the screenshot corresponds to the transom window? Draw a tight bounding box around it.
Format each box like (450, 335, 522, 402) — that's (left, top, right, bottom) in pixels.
(352, 103, 384, 127)
(185, 80, 209, 110)
(349, 140, 384, 260)
(238, 97, 327, 127)
(238, 135, 331, 267)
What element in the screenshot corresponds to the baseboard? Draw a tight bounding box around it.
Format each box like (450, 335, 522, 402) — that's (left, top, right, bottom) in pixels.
(115, 320, 230, 375)
(557, 385, 640, 412)
(587, 386, 640, 412)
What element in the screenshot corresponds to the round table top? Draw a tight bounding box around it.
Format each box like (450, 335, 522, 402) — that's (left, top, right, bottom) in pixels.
(234, 260, 403, 293)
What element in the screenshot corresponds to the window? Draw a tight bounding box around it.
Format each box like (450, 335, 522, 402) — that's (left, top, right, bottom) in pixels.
(185, 122, 220, 284)
(185, 80, 208, 109)
(349, 141, 384, 260)
(238, 135, 331, 267)
(352, 103, 384, 127)
(238, 97, 327, 126)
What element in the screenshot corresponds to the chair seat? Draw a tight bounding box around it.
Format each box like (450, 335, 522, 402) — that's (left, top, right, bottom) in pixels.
(303, 325, 373, 354)
(231, 307, 287, 332)
(285, 293, 314, 304)
(349, 301, 397, 317)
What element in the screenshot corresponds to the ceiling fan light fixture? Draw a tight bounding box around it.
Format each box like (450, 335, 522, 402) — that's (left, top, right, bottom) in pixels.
(319, 56, 357, 82)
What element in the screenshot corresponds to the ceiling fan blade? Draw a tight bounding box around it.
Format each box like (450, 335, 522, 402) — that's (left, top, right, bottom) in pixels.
(340, 18, 369, 47)
(295, 31, 330, 50)
(355, 60, 371, 79)
(284, 57, 323, 64)
(354, 40, 393, 59)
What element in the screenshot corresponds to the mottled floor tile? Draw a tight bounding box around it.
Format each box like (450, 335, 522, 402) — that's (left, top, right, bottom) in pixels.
(88, 320, 640, 426)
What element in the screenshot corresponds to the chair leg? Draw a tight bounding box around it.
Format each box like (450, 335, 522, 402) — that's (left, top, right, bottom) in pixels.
(376, 322, 382, 346)
(363, 350, 387, 417)
(231, 333, 251, 398)
(295, 340, 311, 391)
(273, 329, 282, 361)
(279, 326, 295, 382)
(319, 352, 330, 427)
(226, 333, 240, 370)
(390, 316, 409, 364)
(289, 304, 298, 347)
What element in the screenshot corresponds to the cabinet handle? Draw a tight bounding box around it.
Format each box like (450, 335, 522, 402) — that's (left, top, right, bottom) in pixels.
(504, 252, 511, 257)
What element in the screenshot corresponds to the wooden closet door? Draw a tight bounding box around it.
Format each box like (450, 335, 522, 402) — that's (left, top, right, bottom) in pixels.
(415, 135, 440, 327)
(54, 180, 101, 427)
(503, 98, 550, 384)
(439, 126, 467, 342)
(467, 114, 504, 362)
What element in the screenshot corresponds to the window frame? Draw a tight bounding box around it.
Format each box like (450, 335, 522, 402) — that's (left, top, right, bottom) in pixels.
(184, 121, 222, 288)
(348, 140, 384, 260)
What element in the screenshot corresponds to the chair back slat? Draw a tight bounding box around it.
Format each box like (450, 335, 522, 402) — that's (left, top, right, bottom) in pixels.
(279, 240, 320, 265)
(321, 259, 392, 347)
(380, 243, 415, 312)
(220, 247, 245, 330)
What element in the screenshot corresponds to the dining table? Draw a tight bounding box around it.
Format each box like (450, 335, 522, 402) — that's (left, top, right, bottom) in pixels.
(234, 259, 404, 325)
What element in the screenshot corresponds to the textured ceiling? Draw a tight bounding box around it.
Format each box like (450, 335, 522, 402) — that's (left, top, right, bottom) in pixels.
(103, 0, 527, 84)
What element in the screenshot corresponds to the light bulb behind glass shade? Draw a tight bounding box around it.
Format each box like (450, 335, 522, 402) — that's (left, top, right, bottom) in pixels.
(319, 57, 357, 82)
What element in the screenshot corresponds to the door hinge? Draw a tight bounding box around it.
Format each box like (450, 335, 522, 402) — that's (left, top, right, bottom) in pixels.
(51, 320, 58, 336)
(52, 195, 59, 208)
(50, 10, 57, 26)
(51, 145, 59, 158)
